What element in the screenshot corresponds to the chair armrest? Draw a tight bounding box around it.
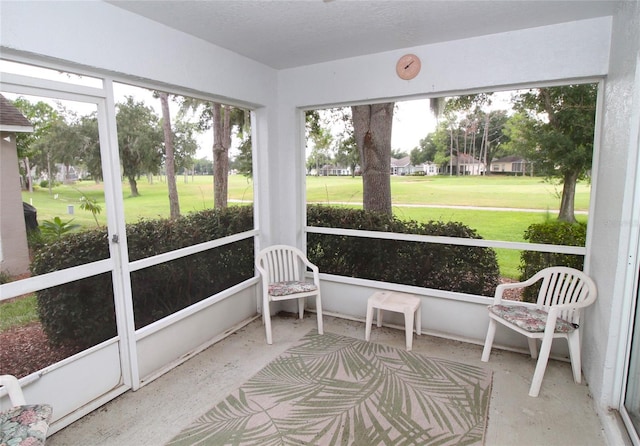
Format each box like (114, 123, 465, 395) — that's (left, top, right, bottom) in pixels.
(0, 375, 27, 406)
(493, 273, 546, 304)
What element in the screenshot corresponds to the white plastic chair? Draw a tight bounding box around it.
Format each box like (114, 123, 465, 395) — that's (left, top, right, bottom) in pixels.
(0, 375, 26, 406)
(481, 266, 597, 397)
(1, 375, 53, 444)
(255, 245, 324, 344)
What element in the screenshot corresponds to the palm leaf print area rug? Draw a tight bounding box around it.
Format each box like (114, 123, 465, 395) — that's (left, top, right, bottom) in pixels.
(168, 330, 492, 446)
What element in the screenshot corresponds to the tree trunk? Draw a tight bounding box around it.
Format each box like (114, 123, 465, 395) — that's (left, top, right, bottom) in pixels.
(24, 157, 33, 192)
(351, 103, 393, 215)
(558, 170, 579, 223)
(482, 114, 490, 175)
(212, 103, 230, 209)
(159, 92, 180, 219)
(47, 153, 52, 195)
(128, 176, 139, 197)
(449, 126, 454, 176)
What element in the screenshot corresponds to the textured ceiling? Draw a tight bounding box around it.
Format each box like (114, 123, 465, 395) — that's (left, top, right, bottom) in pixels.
(107, 1, 618, 69)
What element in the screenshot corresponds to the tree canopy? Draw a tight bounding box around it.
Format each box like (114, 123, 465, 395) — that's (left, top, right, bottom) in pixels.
(116, 96, 164, 197)
(506, 84, 597, 222)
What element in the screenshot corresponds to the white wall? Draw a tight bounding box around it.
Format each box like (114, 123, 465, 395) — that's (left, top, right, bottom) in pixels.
(281, 17, 611, 107)
(585, 0, 640, 426)
(0, 1, 276, 107)
(271, 18, 612, 248)
(0, 132, 30, 275)
(3, 3, 639, 442)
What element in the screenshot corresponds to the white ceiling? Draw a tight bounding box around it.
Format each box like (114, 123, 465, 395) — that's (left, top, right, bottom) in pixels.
(107, 1, 619, 70)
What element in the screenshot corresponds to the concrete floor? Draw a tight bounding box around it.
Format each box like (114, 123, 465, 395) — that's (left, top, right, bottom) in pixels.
(47, 314, 606, 446)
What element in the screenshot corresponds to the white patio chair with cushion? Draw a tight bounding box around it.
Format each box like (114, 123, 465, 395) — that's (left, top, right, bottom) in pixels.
(1, 374, 53, 445)
(255, 245, 324, 344)
(481, 266, 597, 397)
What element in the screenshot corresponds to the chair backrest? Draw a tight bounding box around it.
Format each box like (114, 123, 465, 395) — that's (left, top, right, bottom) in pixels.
(256, 245, 308, 284)
(533, 266, 597, 324)
(0, 375, 27, 406)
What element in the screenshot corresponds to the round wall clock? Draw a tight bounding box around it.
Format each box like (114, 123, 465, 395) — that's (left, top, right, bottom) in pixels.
(396, 54, 421, 80)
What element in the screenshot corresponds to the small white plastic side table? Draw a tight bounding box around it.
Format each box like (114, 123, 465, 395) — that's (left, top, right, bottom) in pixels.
(365, 291, 422, 351)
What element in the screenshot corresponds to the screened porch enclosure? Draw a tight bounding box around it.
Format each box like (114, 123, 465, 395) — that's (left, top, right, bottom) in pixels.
(46, 315, 608, 446)
(1, 2, 639, 445)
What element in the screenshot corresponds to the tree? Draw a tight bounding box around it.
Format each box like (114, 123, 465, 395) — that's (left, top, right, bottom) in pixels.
(308, 126, 333, 175)
(479, 110, 510, 173)
(231, 135, 253, 178)
(12, 98, 59, 192)
(78, 113, 102, 182)
(41, 108, 85, 184)
(116, 96, 163, 197)
(305, 108, 357, 176)
(510, 84, 597, 222)
(158, 91, 180, 219)
(334, 134, 358, 178)
(179, 99, 248, 209)
(439, 94, 512, 176)
(192, 157, 213, 175)
(172, 120, 199, 176)
(210, 103, 230, 208)
(351, 103, 394, 215)
(410, 134, 438, 166)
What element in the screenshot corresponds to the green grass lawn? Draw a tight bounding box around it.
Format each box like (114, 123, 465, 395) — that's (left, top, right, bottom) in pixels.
(0, 294, 38, 332)
(307, 174, 591, 210)
(22, 174, 589, 280)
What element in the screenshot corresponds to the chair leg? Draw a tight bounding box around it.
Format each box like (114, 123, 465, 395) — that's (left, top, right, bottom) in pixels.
(315, 293, 324, 335)
(376, 308, 383, 327)
(298, 297, 304, 319)
(415, 306, 421, 336)
(528, 338, 538, 359)
(365, 302, 374, 341)
(404, 308, 414, 351)
(529, 331, 554, 397)
(481, 319, 497, 362)
(567, 331, 582, 384)
(264, 300, 273, 345)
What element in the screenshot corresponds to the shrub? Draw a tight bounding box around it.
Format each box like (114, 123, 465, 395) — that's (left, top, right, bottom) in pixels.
(306, 205, 500, 296)
(0, 270, 12, 285)
(39, 180, 59, 188)
(32, 206, 254, 348)
(518, 220, 586, 302)
(40, 217, 81, 240)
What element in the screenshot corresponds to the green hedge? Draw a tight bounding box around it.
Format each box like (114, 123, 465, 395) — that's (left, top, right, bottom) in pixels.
(32, 206, 254, 349)
(33, 204, 503, 348)
(306, 205, 500, 296)
(519, 220, 586, 302)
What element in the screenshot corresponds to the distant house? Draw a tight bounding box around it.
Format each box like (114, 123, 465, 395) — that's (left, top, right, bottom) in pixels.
(442, 153, 485, 175)
(53, 163, 82, 183)
(318, 164, 350, 176)
(0, 94, 34, 276)
(390, 156, 417, 175)
(490, 156, 531, 175)
(421, 161, 438, 176)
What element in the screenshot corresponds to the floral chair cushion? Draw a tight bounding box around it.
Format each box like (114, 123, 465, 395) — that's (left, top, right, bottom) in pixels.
(268, 281, 318, 297)
(0, 404, 53, 446)
(488, 304, 577, 333)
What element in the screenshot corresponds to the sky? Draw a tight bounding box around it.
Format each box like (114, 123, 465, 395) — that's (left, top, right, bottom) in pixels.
(391, 99, 437, 154)
(2, 59, 514, 162)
